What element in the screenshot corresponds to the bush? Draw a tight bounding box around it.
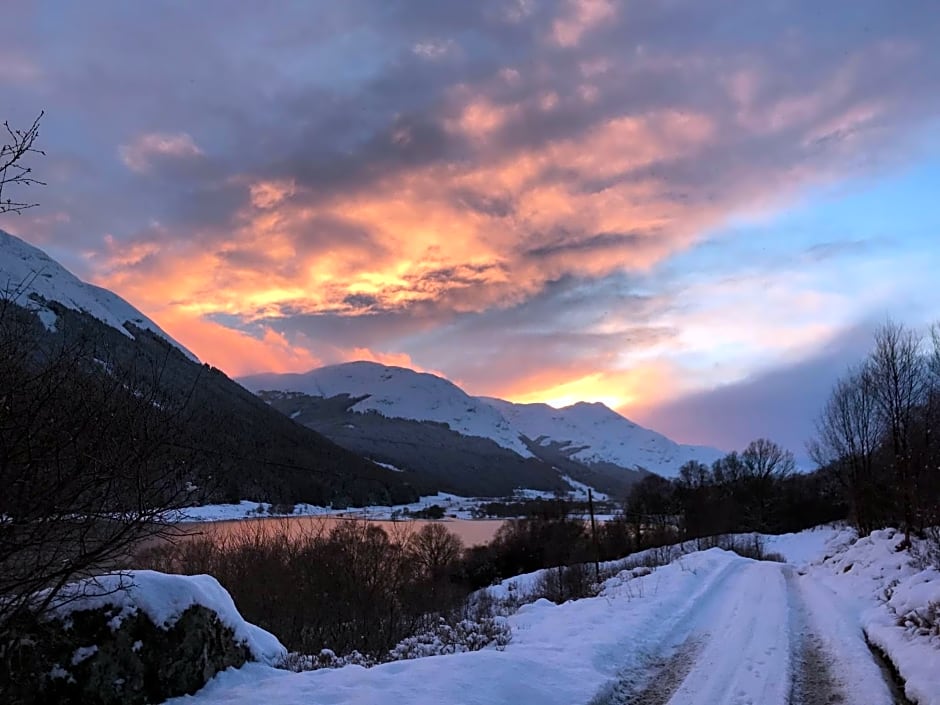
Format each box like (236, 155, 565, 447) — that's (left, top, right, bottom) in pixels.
(531, 563, 598, 604)
(139, 520, 472, 661)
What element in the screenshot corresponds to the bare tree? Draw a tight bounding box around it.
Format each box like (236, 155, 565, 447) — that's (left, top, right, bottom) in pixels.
(0, 300, 198, 639)
(738, 438, 795, 530)
(867, 321, 929, 543)
(741, 438, 796, 481)
(0, 112, 44, 215)
(810, 365, 883, 533)
(408, 523, 463, 580)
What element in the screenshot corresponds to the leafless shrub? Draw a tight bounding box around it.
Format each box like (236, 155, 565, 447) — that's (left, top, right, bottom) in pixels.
(138, 519, 471, 660)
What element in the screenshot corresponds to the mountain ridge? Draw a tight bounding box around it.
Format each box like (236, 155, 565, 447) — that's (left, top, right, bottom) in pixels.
(0, 228, 196, 360)
(242, 360, 723, 479)
(0, 229, 418, 507)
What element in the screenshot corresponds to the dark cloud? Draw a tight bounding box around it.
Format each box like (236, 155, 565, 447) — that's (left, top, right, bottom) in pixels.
(634, 323, 879, 457)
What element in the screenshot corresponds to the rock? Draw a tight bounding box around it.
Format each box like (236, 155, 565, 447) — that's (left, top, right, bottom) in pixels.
(1, 603, 252, 705)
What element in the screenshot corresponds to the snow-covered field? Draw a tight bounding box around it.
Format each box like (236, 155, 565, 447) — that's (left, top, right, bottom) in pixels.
(177, 493, 484, 522)
(164, 525, 940, 705)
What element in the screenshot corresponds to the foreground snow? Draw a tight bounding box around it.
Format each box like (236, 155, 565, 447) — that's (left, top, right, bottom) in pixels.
(157, 525, 939, 705)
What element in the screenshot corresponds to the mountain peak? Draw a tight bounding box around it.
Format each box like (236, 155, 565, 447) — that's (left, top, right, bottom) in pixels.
(244, 362, 724, 478)
(0, 229, 196, 360)
(241, 361, 534, 458)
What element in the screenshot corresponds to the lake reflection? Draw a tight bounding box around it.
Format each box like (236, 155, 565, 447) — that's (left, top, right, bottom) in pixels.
(181, 516, 506, 547)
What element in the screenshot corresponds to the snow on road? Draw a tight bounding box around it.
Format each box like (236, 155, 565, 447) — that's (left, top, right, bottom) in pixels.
(170, 531, 920, 705)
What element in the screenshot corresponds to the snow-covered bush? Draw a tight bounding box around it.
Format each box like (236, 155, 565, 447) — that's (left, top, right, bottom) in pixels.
(387, 615, 511, 661)
(278, 648, 376, 672)
(896, 600, 940, 639)
(912, 526, 940, 571)
(278, 616, 511, 672)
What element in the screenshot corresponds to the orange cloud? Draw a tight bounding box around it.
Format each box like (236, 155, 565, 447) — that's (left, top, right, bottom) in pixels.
(86, 40, 901, 390)
(155, 308, 320, 376)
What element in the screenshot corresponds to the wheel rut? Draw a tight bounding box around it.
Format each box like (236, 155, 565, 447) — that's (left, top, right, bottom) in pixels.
(785, 566, 845, 705)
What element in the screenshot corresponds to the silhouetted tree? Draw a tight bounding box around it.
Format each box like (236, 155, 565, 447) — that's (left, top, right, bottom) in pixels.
(810, 366, 883, 533)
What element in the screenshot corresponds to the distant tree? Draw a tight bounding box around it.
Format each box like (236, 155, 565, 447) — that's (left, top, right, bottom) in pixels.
(736, 438, 795, 530)
(626, 474, 676, 548)
(409, 523, 463, 580)
(740, 438, 796, 481)
(0, 112, 44, 215)
(677, 460, 711, 488)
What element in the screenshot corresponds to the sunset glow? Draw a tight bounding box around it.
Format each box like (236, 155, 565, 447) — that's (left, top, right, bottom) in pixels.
(2, 1, 939, 452)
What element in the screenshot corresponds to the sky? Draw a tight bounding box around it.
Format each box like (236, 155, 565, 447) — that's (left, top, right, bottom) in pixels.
(1, 0, 939, 456)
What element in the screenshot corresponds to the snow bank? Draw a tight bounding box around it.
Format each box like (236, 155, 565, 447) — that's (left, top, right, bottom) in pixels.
(51, 571, 286, 665)
(763, 524, 856, 566)
(810, 528, 940, 705)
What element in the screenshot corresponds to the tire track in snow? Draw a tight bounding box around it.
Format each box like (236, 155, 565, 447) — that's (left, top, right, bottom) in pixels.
(785, 567, 844, 705)
(591, 556, 906, 705)
(664, 561, 791, 705)
(589, 635, 703, 705)
(786, 568, 897, 705)
(590, 557, 781, 705)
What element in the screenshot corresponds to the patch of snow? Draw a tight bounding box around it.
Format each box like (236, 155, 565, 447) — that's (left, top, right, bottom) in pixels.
(559, 474, 609, 501)
(71, 644, 98, 666)
(49, 571, 286, 665)
(175, 493, 487, 523)
(49, 665, 74, 682)
(373, 460, 404, 472)
(0, 229, 197, 361)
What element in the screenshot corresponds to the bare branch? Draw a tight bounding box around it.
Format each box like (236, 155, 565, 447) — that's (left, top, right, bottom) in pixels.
(0, 111, 46, 215)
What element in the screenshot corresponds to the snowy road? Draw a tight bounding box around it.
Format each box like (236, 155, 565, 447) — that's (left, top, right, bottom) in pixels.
(175, 536, 924, 705)
(593, 558, 897, 705)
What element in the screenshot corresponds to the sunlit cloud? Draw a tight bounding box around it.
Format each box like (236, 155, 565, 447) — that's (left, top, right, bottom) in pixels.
(4, 0, 939, 447)
(119, 132, 203, 173)
(551, 0, 616, 48)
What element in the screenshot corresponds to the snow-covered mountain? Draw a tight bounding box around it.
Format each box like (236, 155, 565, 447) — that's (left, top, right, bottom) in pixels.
(0, 229, 196, 360)
(241, 362, 534, 458)
(243, 361, 724, 478)
(482, 397, 724, 477)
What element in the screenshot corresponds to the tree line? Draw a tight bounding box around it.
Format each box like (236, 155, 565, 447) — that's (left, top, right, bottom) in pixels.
(811, 321, 940, 543)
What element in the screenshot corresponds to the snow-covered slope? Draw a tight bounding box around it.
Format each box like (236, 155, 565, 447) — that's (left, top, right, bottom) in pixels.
(243, 361, 724, 477)
(241, 362, 534, 458)
(482, 397, 724, 477)
(0, 229, 196, 360)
